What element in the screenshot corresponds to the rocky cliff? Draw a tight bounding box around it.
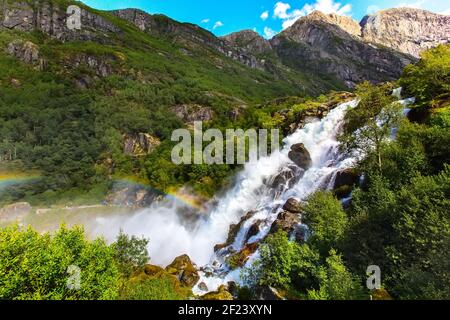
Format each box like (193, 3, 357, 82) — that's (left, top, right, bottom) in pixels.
(0, 0, 120, 43)
(110, 9, 265, 70)
(1, 1, 446, 89)
(360, 8, 450, 58)
(271, 10, 414, 87)
(221, 29, 272, 54)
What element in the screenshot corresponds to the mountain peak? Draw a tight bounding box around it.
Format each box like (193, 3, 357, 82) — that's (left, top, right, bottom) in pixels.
(361, 7, 450, 57)
(292, 10, 361, 37)
(221, 30, 272, 54)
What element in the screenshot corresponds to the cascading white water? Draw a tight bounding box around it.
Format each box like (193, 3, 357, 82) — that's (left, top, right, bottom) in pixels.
(88, 99, 360, 292)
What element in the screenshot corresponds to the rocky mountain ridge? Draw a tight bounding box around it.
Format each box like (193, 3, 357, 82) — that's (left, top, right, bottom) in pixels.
(0, 1, 448, 88)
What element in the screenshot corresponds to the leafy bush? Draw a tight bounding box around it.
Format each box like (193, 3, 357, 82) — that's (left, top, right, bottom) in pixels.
(0, 225, 119, 300)
(303, 191, 348, 255)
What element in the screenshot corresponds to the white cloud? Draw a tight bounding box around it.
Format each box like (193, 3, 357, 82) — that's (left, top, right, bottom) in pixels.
(366, 5, 380, 14)
(260, 10, 269, 21)
(396, 0, 425, 9)
(201, 18, 210, 24)
(442, 8, 450, 15)
(263, 26, 277, 39)
(274, 2, 292, 19)
(274, 0, 352, 30)
(213, 21, 224, 29)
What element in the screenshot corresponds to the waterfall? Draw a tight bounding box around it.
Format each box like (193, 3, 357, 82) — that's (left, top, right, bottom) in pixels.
(87, 99, 360, 291)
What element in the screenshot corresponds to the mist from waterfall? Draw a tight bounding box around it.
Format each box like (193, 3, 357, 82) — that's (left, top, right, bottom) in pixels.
(89, 100, 360, 270)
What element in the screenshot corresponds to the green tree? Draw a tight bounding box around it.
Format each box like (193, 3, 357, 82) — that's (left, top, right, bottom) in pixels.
(399, 44, 450, 107)
(340, 82, 403, 174)
(307, 249, 366, 300)
(303, 191, 348, 255)
(112, 230, 150, 278)
(0, 225, 119, 300)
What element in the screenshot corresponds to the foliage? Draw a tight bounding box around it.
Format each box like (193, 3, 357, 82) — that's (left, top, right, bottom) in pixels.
(111, 230, 150, 278)
(0, 225, 119, 300)
(303, 191, 348, 255)
(119, 272, 191, 300)
(340, 82, 403, 173)
(399, 45, 450, 108)
(307, 250, 366, 300)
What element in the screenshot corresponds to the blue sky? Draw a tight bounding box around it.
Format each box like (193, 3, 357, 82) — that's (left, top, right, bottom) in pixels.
(80, 0, 449, 38)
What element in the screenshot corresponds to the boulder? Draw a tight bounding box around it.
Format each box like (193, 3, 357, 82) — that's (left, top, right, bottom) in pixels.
(200, 285, 233, 300)
(198, 282, 209, 292)
(144, 264, 165, 276)
(269, 211, 301, 235)
(214, 211, 256, 252)
(268, 165, 304, 193)
(7, 40, 40, 65)
(288, 143, 312, 170)
(226, 242, 259, 269)
(333, 168, 360, 189)
(282, 198, 303, 213)
(165, 254, 200, 288)
(245, 219, 264, 242)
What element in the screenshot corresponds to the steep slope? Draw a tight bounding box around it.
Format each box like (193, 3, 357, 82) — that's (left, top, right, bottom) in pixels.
(360, 8, 450, 58)
(0, 0, 343, 204)
(220, 30, 272, 55)
(270, 11, 414, 87)
(110, 9, 264, 70)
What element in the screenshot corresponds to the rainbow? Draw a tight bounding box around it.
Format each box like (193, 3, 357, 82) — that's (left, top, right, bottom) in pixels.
(0, 172, 42, 188)
(114, 177, 207, 212)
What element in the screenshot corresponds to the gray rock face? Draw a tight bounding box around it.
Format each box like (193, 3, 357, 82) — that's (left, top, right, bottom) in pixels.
(288, 143, 312, 170)
(272, 10, 415, 87)
(171, 104, 214, 124)
(111, 8, 265, 70)
(0, 0, 121, 43)
(221, 29, 272, 54)
(123, 133, 160, 157)
(6, 39, 42, 66)
(360, 8, 450, 58)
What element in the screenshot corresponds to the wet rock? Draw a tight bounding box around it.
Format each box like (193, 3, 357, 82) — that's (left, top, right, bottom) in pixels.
(226, 242, 259, 269)
(245, 219, 264, 242)
(200, 285, 233, 300)
(166, 254, 200, 288)
(214, 211, 256, 252)
(333, 168, 360, 189)
(198, 282, 209, 292)
(123, 133, 161, 157)
(269, 211, 301, 235)
(288, 143, 312, 170)
(268, 165, 304, 192)
(227, 281, 239, 297)
(282, 198, 303, 213)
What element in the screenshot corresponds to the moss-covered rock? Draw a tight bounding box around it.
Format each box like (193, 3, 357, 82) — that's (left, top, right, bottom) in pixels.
(200, 285, 233, 300)
(165, 254, 200, 288)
